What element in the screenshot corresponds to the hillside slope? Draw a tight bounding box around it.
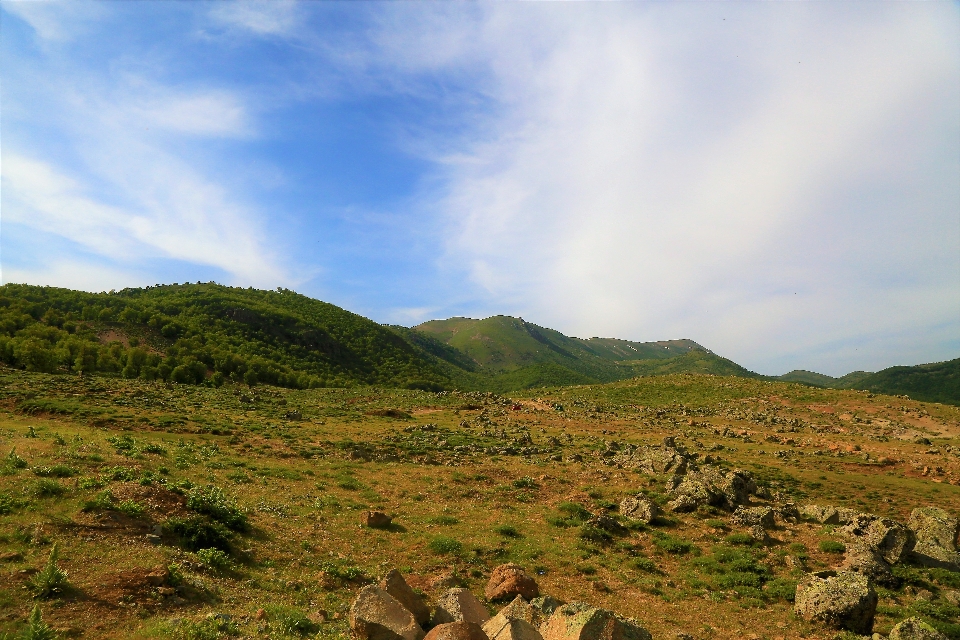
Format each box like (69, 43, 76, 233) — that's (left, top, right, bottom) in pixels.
(856, 358, 960, 405)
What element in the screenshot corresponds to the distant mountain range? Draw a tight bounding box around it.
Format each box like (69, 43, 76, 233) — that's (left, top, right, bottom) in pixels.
(0, 283, 956, 404)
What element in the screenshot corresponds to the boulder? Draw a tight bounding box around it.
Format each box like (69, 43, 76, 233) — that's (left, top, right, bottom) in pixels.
(486, 596, 539, 627)
(888, 617, 948, 640)
(908, 507, 960, 570)
(800, 505, 840, 525)
(667, 465, 755, 512)
(350, 585, 426, 640)
(530, 596, 564, 618)
(612, 444, 691, 475)
(433, 588, 491, 626)
(731, 506, 775, 530)
(484, 615, 544, 640)
(841, 542, 897, 587)
(794, 571, 877, 634)
(541, 602, 652, 640)
(619, 496, 659, 523)
(381, 569, 431, 626)
(843, 517, 913, 566)
(485, 564, 539, 602)
(362, 511, 393, 529)
(424, 622, 490, 640)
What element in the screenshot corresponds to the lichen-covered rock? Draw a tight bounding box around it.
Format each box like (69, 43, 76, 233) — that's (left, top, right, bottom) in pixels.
(908, 507, 960, 570)
(483, 614, 544, 640)
(732, 506, 775, 530)
(530, 596, 564, 626)
(541, 602, 652, 640)
(485, 596, 541, 628)
(841, 542, 897, 587)
(485, 564, 540, 602)
(381, 569, 431, 626)
(433, 588, 491, 626)
(620, 496, 659, 523)
(800, 504, 840, 525)
(794, 571, 877, 634)
(888, 617, 948, 640)
(612, 444, 691, 475)
(840, 517, 913, 566)
(667, 465, 755, 512)
(424, 622, 490, 640)
(350, 585, 426, 640)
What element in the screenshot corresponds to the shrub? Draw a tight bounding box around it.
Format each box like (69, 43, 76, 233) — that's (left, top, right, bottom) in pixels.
(494, 524, 521, 538)
(653, 532, 694, 555)
(28, 543, 69, 599)
(318, 561, 365, 581)
(819, 540, 846, 554)
(0, 492, 25, 515)
(164, 516, 232, 552)
(82, 489, 116, 512)
(186, 485, 248, 532)
(197, 548, 233, 573)
(265, 605, 319, 636)
(765, 577, 798, 602)
(20, 605, 57, 640)
(725, 533, 756, 546)
(429, 536, 463, 555)
(427, 515, 459, 525)
(6, 449, 28, 470)
(32, 465, 77, 478)
(579, 524, 612, 544)
(512, 477, 539, 489)
(31, 479, 65, 498)
(116, 500, 145, 518)
(632, 557, 659, 573)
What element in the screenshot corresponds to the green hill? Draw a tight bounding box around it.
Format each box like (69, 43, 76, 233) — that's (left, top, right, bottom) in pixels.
(777, 369, 874, 388)
(855, 358, 960, 405)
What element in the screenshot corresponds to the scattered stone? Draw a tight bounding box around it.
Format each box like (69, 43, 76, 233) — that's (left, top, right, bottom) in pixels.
(484, 605, 545, 640)
(675, 634, 695, 640)
(424, 622, 490, 640)
(841, 542, 897, 587)
(732, 506, 775, 530)
(541, 602, 652, 640)
(486, 564, 539, 602)
(145, 566, 169, 587)
(430, 573, 465, 592)
(667, 465, 756, 512)
(908, 507, 960, 570)
(800, 505, 840, 524)
(362, 511, 393, 529)
(381, 569, 431, 626)
(619, 496, 660, 523)
(433, 588, 491, 626)
(794, 571, 877, 634)
(350, 585, 425, 640)
(888, 617, 948, 640)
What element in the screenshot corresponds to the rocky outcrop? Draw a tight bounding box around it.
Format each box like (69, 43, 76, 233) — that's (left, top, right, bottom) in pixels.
(424, 622, 490, 640)
(800, 504, 840, 525)
(731, 506, 775, 530)
(433, 588, 491, 626)
(541, 602, 652, 640)
(350, 585, 426, 640)
(908, 507, 960, 570)
(381, 569, 431, 626)
(888, 617, 948, 640)
(612, 443, 691, 475)
(794, 571, 877, 634)
(619, 496, 659, 523)
(667, 465, 756, 512)
(485, 564, 540, 602)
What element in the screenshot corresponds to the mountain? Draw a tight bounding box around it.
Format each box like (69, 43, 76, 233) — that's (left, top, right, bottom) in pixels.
(777, 369, 872, 388)
(855, 358, 960, 405)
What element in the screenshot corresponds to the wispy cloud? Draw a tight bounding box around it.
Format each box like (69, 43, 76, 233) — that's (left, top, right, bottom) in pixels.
(207, 1, 300, 37)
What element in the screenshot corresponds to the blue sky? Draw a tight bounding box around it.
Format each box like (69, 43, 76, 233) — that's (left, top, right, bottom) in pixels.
(2, 1, 958, 377)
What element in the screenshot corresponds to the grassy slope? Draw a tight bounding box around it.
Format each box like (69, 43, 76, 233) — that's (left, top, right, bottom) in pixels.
(777, 370, 874, 389)
(856, 358, 960, 405)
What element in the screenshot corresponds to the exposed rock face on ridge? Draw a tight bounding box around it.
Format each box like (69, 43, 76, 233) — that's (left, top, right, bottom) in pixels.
(908, 507, 960, 570)
(350, 585, 426, 640)
(794, 571, 877, 634)
(541, 602, 652, 640)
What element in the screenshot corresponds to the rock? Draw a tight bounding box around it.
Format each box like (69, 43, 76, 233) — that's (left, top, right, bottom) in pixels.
(667, 465, 755, 512)
(619, 496, 659, 523)
(794, 571, 877, 634)
(732, 506, 775, 530)
(587, 514, 625, 535)
(145, 566, 170, 587)
(843, 517, 914, 565)
(541, 602, 652, 640)
(908, 507, 960, 570)
(888, 617, 948, 640)
(484, 617, 543, 640)
(612, 444, 690, 475)
(424, 622, 490, 640)
(486, 596, 540, 628)
(350, 585, 425, 640)
(430, 573, 465, 592)
(381, 569, 431, 626)
(433, 588, 491, 626)
(841, 542, 897, 587)
(530, 596, 564, 618)
(800, 505, 840, 525)
(485, 564, 539, 602)
(362, 511, 393, 529)
(836, 508, 867, 525)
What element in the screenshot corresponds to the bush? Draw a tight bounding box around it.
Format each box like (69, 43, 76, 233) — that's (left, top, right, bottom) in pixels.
(0, 492, 25, 515)
(765, 577, 798, 602)
(653, 532, 694, 555)
(494, 524, 521, 538)
(512, 477, 539, 489)
(819, 540, 846, 554)
(31, 479, 65, 498)
(265, 605, 319, 636)
(186, 485, 248, 532)
(28, 543, 69, 598)
(632, 557, 659, 573)
(725, 533, 756, 546)
(6, 449, 28, 470)
(427, 515, 459, 525)
(429, 536, 463, 555)
(197, 548, 233, 573)
(164, 516, 232, 552)
(579, 524, 612, 544)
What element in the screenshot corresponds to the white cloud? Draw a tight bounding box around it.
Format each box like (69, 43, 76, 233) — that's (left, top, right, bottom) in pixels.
(0, 0, 105, 42)
(127, 89, 251, 138)
(208, 1, 299, 36)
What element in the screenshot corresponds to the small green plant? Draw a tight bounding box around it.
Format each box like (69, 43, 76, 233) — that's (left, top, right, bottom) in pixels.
(32, 465, 77, 478)
(165, 616, 239, 640)
(197, 548, 232, 573)
(265, 605, 318, 636)
(164, 516, 232, 552)
(512, 476, 539, 489)
(82, 489, 116, 512)
(6, 449, 28, 470)
(20, 605, 57, 640)
(116, 500, 145, 518)
(427, 515, 459, 525)
(318, 560, 365, 581)
(653, 532, 695, 555)
(725, 533, 756, 546)
(819, 540, 846, 554)
(579, 524, 612, 544)
(494, 524, 521, 538)
(77, 476, 105, 490)
(0, 492, 25, 515)
(28, 543, 69, 599)
(764, 577, 798, 602)
(429, 536, 463, 555)
(31, 479, 65, 499)
(186, 485, 248, 532)
(631, 556, 659, 573)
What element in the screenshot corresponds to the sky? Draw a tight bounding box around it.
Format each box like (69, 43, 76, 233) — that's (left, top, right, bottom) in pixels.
(1, 1, 958, 377)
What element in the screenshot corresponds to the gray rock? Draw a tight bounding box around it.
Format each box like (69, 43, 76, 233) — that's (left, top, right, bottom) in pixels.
(381, 569, 431, 626)
(908, 507, 960, 570)
(731, 506, 775, 530)
(800, 504, 840, 525)
(424, 622, 490, 640)
(541, 603, 651, 640)
(433, 588, 491, 626)
(484, 607, 544, 640)
(620, 496, 660, 524)
(350, 585, 426, 640)
(667, 465, 755, 512)
(841, 541, 897, 587)
(794, 571, 877, 634)
(888, 617, 948, 640)
(530, 596, 564, 623)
